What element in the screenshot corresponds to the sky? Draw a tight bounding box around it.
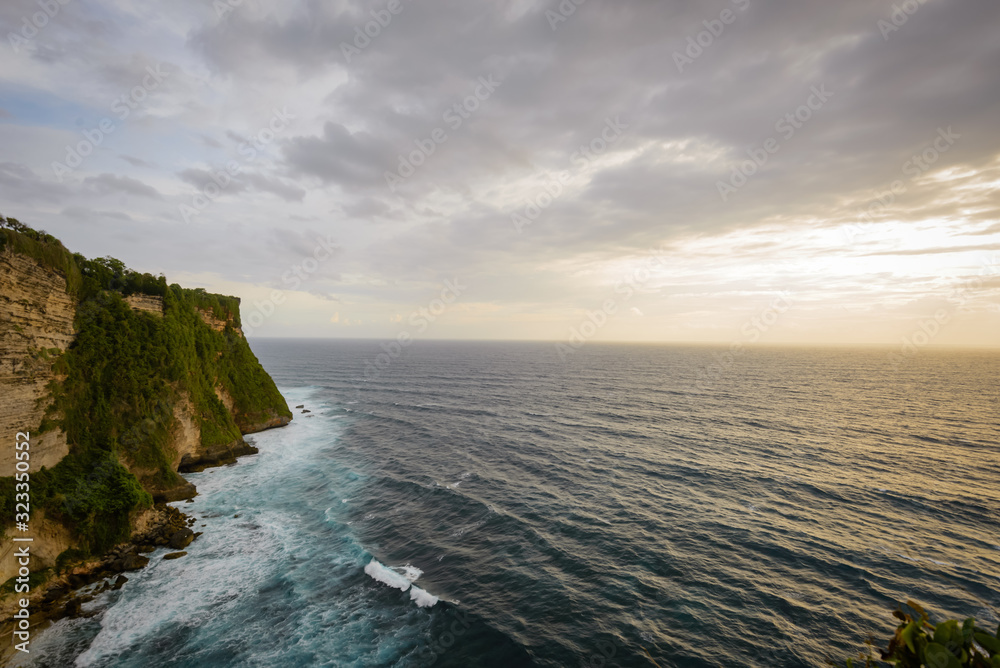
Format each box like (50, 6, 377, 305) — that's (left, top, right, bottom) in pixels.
(1, 0, 999, 347)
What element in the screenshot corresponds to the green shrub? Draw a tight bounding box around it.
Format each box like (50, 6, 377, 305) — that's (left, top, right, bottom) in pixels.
(55, 547, 89, 573)
(836, 601, 1000, 667)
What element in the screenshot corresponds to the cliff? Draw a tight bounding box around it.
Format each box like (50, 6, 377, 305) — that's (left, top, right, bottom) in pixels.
(0, 248, 75, 474)
(0, 218, 292, 586)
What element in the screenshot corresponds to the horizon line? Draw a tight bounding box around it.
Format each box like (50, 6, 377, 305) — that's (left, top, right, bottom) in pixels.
(243, 336, 1000, 351)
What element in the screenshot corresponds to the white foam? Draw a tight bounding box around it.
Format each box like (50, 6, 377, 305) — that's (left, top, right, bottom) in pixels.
(363, 559, 438, 608)
(364, 559, 411, 591)
(409, 585, 439, 608)
(399, 564, 423, 582)
(928, 559, 955, 566)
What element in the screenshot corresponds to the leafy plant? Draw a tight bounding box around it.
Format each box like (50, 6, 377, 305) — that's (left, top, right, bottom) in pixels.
(837, 601, 1000, 668)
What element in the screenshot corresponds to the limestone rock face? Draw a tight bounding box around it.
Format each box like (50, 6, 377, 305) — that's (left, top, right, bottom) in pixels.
(0, 248, 74, 473)
(177, 438, 258, 472)
(124, 293, 163, 316)
(240, 413, 292, 434)
(217, 384, 291, 435)
(198, 307, 242, 335)
(0, 509, 74, 582)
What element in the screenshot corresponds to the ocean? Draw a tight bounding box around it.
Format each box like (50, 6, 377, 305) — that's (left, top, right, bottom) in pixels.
(17, 340, 1000, 667)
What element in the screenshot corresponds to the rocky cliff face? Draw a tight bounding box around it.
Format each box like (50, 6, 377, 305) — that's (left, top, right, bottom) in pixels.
(124, 294, 163, 315)
(199, 307, 243, 336)
(0, 248, 74, 474)
(0, 225, 292, 585)
(216, 384, 291, 435)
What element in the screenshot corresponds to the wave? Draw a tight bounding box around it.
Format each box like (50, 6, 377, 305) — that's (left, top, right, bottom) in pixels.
(364, 558, 439, 608)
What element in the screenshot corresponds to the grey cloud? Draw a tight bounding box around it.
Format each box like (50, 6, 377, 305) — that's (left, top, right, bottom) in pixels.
(119, 155, 155, 168)
(83, 173, 162, 199)
(241, 172, 306, 201)
(178, 167, 305, 202)
(0, 162, 73, 204)
(283, 122, 394, 188)
(200, 134, 224, 149)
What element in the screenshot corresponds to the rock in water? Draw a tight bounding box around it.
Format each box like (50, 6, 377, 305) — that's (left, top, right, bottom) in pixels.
(64, 598, 82, 618)
(42, 585, 69, 604)
(113, 575, 129, 590)
(122, 554, 150, 571)
(169, 528, 195, 549)
(163, 551, 188, 560)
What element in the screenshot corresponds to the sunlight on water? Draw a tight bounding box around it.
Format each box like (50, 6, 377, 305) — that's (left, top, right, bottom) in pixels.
(23, 342, 1000, 668)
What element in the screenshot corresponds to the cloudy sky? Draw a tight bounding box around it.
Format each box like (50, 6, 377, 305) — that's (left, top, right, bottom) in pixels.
(2, 0, 999, 347)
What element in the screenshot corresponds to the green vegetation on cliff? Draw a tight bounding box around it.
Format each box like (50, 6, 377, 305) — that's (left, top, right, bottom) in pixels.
(1, 216, 291, 555)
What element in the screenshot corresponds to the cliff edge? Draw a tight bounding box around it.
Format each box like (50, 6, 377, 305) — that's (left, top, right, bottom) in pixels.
(0, 217, 292, 586)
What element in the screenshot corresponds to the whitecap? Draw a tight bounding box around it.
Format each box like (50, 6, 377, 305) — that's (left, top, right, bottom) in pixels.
(398, 564, 423, 582)
(409, 585, 439, 607)
(364, 559, 411, 591)
(364, 559, 438, 608)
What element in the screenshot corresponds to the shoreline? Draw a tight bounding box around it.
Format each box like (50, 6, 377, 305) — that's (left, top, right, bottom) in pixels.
(1, 420, 290, 665)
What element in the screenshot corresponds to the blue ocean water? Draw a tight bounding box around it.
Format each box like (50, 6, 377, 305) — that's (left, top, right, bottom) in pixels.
(19, 341, 1000, 667)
